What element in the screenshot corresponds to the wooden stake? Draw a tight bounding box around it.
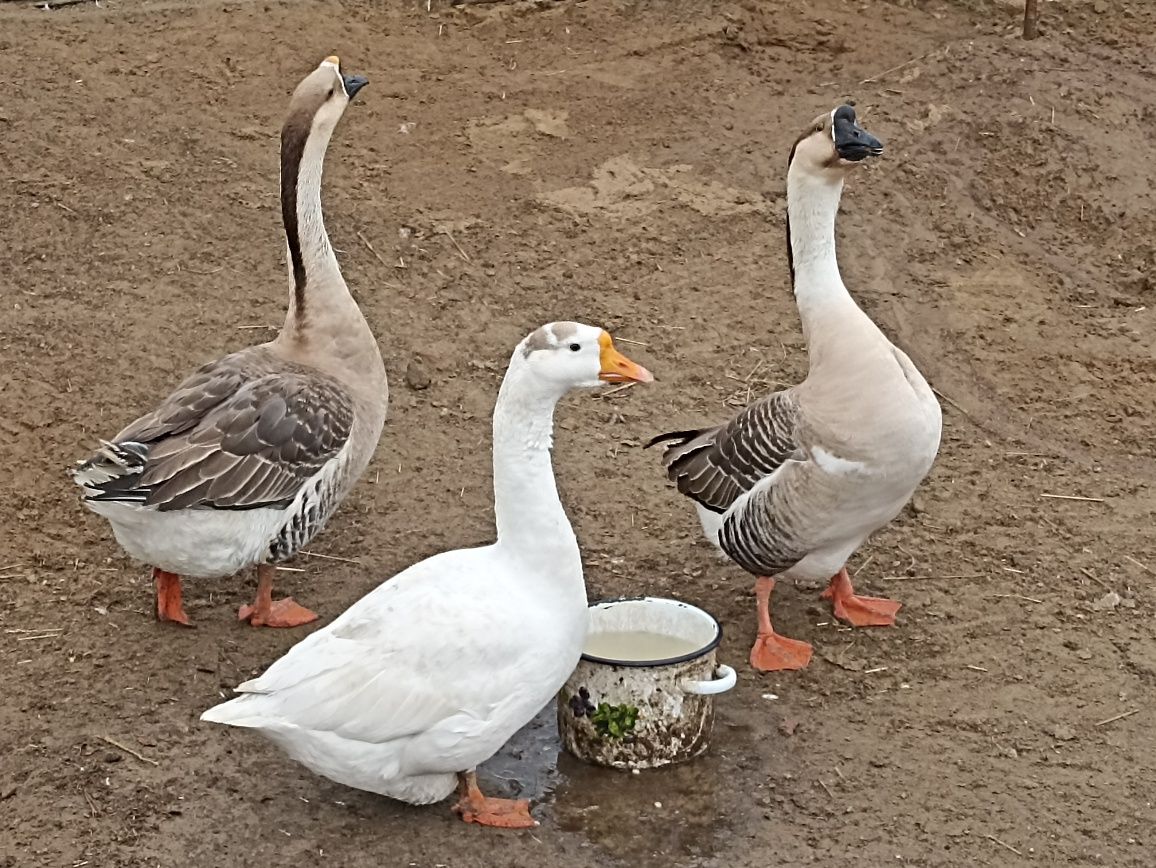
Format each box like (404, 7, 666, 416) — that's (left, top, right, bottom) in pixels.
(1023, 0, 1039, 40)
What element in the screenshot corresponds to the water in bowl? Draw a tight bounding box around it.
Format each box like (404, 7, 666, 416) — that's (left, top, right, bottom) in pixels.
(584, 630, 703, 662)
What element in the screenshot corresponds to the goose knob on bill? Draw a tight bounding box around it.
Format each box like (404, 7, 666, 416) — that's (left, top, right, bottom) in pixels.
(201, 324, 653, 829)
(648, 105, 942, 672)
(71, 57, 387, 628)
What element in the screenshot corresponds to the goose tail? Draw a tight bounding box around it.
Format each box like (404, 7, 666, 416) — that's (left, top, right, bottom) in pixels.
(200, 694, 265, 728)
(644, 428, 706, 451)
(644, 427, 715, 474)
(72, 440, 150, 501)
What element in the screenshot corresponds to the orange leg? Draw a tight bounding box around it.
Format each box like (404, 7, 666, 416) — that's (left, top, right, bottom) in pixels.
(820, 567, 901, 627)
(452, 771, 537, 829)
(153, 568, 192, 626)
(238, 563, 318, 628)
(749, 576, 813, 672)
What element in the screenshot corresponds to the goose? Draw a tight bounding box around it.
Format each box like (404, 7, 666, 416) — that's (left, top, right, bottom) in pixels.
(71, 56, 386, 629)
(648, 105, 942, 672)
(200, 322, 653, 828)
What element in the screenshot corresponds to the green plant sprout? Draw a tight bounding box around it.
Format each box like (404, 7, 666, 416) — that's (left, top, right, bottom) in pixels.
(590, 702, 639, 739)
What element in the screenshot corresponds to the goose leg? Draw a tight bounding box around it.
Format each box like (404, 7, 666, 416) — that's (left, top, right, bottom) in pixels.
(452, 770, 538, 829)
(153, 568, 192, 626)
(821, 567, 901, 627)
(749, 577, 813, 671)
(238, 563, 318, 628)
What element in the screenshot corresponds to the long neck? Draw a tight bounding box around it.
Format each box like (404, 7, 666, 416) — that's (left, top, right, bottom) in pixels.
(274, 113, 381, 380)
(785, 166, 864, 356)
(278, 116, 361, 338)
(490, 364, 580, 561)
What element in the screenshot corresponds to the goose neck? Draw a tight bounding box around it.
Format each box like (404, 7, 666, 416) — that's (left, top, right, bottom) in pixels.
(278, 114, 361, 338)
(490, 365, 579, 560)
(786, 168, 853, 314)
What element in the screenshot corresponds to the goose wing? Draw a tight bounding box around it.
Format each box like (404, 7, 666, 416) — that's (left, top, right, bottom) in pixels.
(648, 389, 804, 514)
(203, 552, 535, 746)
(75, 351, 354, 511)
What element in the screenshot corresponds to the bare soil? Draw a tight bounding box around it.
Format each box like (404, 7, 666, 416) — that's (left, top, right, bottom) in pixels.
(2, 0, 1154, 866)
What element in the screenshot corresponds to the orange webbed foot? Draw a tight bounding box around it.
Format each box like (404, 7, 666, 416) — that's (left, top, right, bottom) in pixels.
(452, 771, 538, 829)
(824, 592, 902, 627)
(750, 631, 814, 672)
(750, 575, 813, 671)
(453, 795, 538, 829)
(821, 568, 901, 627)
(238, 598, 319, 628)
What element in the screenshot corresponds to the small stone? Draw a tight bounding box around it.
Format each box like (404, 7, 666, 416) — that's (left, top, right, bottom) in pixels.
(1076, 649, 1093, 661)
(104, 752, 122, 763)
(1092, 591, 1121, 611)
(404, 358, 432, 391)
(1047, 723, 1076, 741)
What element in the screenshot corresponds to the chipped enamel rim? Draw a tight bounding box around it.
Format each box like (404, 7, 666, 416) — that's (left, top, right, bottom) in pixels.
(580, 596, 723, 669)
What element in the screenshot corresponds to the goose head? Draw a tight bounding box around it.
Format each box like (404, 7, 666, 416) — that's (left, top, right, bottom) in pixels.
(284, 55, 368, 140)
(517, 322, 654, 393)
(789, 103, 884, 177)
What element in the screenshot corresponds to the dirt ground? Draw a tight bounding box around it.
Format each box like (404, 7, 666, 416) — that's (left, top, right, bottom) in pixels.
(2, 0, 1154, 865)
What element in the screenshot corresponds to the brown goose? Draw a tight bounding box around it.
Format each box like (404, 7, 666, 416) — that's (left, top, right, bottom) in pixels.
(648, 105, 942, 671)
(72, 56, 387, 629)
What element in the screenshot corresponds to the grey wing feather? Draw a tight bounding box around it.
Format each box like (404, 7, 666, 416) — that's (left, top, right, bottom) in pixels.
(74, 352, 354, 511)
(648, 390, 803, 514)
(717, 481, 810, 576)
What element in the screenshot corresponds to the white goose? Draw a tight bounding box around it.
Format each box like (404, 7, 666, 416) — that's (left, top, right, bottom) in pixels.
(72, 57, 386, 628)
(649, 105, 942, 672)
(201, 323, 653, 828)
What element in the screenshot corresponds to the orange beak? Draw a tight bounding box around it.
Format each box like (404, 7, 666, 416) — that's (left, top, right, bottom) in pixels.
(598, 331, 654, 384)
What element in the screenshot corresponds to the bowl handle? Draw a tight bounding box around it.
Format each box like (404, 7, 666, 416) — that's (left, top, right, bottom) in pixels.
(680, 663, 737, 696)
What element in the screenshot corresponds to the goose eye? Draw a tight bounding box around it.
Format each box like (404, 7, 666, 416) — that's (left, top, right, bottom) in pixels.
(568, 343, 581, 352)
(327, 87, 336, 99)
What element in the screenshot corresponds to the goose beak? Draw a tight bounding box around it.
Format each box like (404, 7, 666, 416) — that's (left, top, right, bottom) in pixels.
(834, 114, 884, 162)
(342, 73, 368, 100)
(598, 332, 654, 384)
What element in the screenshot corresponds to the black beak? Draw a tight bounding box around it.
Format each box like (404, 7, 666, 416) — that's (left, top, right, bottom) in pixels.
(833, 105, 884, 162)
(342, 74, 368, 100)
